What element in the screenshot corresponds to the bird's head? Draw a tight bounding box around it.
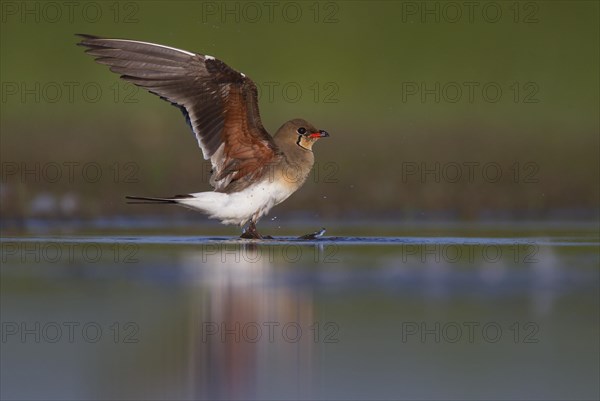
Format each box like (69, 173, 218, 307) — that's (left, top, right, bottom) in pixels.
(277, 118, 329, 151)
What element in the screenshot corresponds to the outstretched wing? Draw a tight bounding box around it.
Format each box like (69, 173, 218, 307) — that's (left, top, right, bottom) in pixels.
(77, 34, 281, 192)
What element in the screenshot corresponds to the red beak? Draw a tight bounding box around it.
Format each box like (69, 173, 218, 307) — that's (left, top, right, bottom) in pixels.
(309, 130, 330, 138)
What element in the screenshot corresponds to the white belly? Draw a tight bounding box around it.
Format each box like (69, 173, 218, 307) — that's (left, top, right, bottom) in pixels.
(177, 180, 296, 226)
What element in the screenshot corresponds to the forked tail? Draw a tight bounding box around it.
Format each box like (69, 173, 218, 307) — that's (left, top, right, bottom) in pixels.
(125, 192, 228, 221)
(125, 195, 192, 205)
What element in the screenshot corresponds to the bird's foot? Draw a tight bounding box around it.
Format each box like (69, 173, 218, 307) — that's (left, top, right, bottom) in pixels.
(298, 227, 326, 240)
(240, 222, 272, 240)
(240, 231, 261, 239)
(240, 232, 274, 240)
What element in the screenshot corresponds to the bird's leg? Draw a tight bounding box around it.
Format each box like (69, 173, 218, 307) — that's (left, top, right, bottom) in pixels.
(298, 227, 326, 240)
(240, 222, 273, 240)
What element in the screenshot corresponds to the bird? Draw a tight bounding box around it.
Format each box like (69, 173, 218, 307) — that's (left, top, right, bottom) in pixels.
(77, 34, 329, 239)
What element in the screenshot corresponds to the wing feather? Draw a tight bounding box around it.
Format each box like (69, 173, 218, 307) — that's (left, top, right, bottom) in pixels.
(78, 34, 281, 192)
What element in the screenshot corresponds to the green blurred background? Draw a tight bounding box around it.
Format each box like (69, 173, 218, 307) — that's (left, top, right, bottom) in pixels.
(1, 0, 598, 224)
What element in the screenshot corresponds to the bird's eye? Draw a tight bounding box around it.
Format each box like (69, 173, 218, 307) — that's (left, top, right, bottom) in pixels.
(297, 127, 307, 135)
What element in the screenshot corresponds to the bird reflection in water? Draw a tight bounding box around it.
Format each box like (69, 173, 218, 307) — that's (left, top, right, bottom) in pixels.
(181, 242, 319, 400)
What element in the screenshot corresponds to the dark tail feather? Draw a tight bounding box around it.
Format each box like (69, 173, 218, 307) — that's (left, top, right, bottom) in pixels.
(126, 196, 177, 205)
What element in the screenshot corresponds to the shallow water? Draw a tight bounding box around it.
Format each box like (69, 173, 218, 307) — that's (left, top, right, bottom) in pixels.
(1, 222, 599, 400)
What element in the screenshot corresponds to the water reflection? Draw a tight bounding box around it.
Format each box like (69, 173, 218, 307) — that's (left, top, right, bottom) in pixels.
(1, 233, 598, 400)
